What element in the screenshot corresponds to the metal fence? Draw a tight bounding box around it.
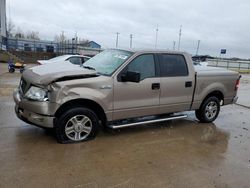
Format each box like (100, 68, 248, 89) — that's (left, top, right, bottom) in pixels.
(6, 37, 77, 54)
(5, 37, 102, 56)
(207, 59, 250, 73)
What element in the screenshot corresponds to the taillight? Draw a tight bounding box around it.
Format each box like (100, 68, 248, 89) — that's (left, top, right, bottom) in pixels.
(235, 76, 241, 91)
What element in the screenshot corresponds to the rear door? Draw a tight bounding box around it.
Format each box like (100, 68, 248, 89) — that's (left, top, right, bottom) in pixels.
(158, 53, 195, 114)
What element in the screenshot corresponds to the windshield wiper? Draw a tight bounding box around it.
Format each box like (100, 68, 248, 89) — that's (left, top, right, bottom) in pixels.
(82, 65, 96, 71)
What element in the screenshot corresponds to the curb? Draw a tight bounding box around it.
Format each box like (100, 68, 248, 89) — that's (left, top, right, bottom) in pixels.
(235, 103, 250, 109)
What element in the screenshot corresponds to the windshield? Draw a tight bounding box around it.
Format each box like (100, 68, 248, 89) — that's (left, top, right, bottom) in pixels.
(83, 49, 133, 75)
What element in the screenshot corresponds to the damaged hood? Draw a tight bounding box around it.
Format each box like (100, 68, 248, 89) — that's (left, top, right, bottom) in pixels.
(22, 62, 98, 85)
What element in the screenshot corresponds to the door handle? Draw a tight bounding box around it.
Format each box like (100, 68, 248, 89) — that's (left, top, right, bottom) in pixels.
(185, 81, 192, 87)
(152, 83, 160, 90)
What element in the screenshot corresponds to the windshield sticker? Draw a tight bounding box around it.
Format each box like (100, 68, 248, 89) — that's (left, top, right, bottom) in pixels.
(114, 54, 128, 60)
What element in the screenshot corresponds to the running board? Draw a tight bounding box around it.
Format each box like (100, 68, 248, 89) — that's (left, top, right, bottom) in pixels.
(108, 114, 188, 129)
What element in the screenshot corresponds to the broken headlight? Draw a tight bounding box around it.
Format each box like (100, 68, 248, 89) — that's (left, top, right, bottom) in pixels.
(25, 86, 48, 101)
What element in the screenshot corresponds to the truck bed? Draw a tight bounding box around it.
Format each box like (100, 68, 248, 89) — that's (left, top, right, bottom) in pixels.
(192, 65, 239, 110)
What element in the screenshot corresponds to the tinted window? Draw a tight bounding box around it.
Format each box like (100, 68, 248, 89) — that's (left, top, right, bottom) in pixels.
(160, 54, 188, 77)
(127, 54, 155, 80)
(69, 57, 82, 65)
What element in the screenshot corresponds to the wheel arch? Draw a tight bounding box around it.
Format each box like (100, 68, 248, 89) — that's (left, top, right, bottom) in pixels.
(55, 98, 107, 126)
(200, 90, 224, 108)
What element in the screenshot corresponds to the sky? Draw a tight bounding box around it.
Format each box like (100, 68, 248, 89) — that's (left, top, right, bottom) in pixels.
(6, 0, 250, 58)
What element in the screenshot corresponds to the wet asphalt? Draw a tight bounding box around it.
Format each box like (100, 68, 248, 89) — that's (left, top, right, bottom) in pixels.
(0, 63, 250, 188)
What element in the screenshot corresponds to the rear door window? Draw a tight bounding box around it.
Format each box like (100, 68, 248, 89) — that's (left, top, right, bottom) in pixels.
(159, 54, 188, 77)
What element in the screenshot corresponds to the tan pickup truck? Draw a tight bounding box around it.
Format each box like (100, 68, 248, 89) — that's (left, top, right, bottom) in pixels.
(13, 49, 240, 143)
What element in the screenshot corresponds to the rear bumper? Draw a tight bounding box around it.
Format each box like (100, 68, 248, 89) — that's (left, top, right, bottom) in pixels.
(232, 96, 238, 104)
(223, 96, 238, 105)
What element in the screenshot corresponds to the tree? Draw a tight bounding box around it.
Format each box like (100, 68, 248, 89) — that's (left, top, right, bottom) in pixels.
(7, 19, 15, 37)
(14, 27, 25, 39)
(54, 31, 66, 42)
(79, 38, 90, 46)
(26, 31, 40, 40)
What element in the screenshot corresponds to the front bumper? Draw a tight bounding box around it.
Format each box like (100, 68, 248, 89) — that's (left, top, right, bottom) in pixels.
(13, 89, 58, 128)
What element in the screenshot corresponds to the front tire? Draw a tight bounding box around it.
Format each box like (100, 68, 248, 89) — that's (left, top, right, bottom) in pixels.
(195, 96, 220, 123)
(55, 107, 100, 143)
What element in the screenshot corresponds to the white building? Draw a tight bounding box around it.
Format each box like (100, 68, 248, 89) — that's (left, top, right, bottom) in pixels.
(0, 0, 7, 50)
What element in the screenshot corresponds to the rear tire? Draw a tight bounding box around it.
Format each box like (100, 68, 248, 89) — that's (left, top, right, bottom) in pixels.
(195, 96, 220, 123)
(55, 107, 100, 143)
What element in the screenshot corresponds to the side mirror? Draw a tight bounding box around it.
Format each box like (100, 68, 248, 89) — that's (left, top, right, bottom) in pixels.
(121, 71, 140, 83)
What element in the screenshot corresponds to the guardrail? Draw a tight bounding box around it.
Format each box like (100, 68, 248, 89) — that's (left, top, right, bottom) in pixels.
(207, 59, 250, 73)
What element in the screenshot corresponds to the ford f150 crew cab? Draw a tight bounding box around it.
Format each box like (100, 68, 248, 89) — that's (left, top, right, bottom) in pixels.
(13, 49, 240, 143)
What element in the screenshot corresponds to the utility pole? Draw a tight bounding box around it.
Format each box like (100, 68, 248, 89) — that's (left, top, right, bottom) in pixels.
(177, 25, 182, 51)
(173, 41, 176, 50)
(61, 31, 65, 54)
(75, 32, 78, 54)
(130, 34, 133, 48)
(155, 24, 159, 49)
(196, 40, 200, 55)
(115, 32, 120, 48)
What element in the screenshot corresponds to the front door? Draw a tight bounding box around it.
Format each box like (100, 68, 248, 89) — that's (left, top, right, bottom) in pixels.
(113, 54, 160, 120)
